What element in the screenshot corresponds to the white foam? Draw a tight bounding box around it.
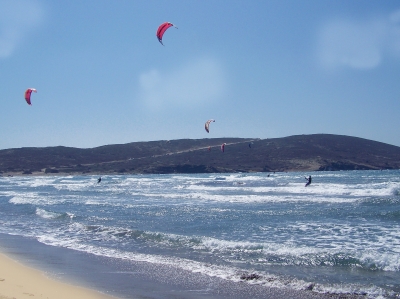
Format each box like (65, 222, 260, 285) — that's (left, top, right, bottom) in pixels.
(13, 177, 57, 188)
(8, 193, 75, 206)
(9, 193, 44, 205)
(34, 233, 391, 298)
(35, 208, 62, 219)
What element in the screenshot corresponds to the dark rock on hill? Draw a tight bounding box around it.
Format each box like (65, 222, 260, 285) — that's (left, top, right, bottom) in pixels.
(0, 134, 399, 176)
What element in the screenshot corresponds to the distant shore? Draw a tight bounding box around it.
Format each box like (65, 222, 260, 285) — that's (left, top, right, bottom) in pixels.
(1, 135, 399, 175)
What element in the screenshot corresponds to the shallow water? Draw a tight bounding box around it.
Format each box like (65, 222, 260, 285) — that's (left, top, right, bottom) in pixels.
(1, 170, 399, 298)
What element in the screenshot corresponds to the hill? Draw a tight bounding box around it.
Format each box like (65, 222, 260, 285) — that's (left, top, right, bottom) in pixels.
(1, 134, 399, 176)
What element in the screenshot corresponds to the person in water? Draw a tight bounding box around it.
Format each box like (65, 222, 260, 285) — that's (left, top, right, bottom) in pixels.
(97, 177, 101, 183)
(305, 175, 311, 187)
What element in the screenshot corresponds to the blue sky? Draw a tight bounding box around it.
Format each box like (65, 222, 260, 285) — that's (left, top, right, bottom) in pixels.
(1, 0, 400, 149)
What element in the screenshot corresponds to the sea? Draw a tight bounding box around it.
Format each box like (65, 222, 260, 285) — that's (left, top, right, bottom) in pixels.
(0, 170, 399, 299)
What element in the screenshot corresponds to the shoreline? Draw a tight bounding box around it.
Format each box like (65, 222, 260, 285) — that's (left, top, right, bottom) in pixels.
(0, 234, 368, 299)
(0, 252, 119, 299)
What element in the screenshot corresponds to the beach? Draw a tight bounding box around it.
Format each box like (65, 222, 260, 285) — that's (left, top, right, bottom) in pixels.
(0, 252, 117, 299)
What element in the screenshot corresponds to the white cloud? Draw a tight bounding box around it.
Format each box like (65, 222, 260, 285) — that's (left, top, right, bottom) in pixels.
(138, 57, 226, 110)
(317, 10, 400, 70)
(0, 0, 44, 58)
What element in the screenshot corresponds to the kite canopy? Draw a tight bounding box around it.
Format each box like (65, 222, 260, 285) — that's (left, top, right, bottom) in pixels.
(24, 88, 37, 105)
(205, 119, 215, 133)
(156, 22, 177, 45)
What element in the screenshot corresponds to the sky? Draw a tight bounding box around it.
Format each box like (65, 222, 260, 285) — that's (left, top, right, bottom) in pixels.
(1, 0, 400, 150)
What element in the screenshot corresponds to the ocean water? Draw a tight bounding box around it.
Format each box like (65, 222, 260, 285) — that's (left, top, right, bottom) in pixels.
(0, 170, 400, 298)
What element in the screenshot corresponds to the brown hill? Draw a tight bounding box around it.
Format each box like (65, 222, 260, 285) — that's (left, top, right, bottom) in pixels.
(0, 134, 399, 176)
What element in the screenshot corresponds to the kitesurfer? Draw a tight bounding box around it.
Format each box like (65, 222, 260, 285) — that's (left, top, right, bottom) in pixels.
(305, 175, 311, 187)
(97, 177, 102, 183)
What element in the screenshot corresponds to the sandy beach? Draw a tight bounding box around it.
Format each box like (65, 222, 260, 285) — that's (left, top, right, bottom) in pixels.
(0, 252, 118, 299)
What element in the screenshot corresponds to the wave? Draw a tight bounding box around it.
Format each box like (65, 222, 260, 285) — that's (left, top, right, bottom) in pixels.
(48, 222, 400, 273)
(7, 174, 399, 206)
(34, 232, 392, 299)
(9, 194, 77, 206)
(12, 177, 58, 188)
(35, 208, 74, 220)
(10, 193, 48, 205)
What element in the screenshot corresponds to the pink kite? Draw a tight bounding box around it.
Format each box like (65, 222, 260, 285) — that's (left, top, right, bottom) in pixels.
(24, 88, 37, 105)
(156, 22, 177, 45)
